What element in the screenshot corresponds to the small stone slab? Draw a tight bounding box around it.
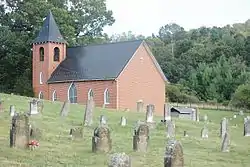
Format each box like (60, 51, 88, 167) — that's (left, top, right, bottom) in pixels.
(166, 121, 175, 138)
(137, 100, 144, 112)
(244, 117, 250, 136)
(108, 153, 131, 167)
(10, 105, 16, 117)
(29, 99, 39, 115)
(145, 104, 156, 129)
(220, 118, 228, 139)
(201, 126, 208, 139)
(120, 116, 127, 126)
(69, 127, 84, 139)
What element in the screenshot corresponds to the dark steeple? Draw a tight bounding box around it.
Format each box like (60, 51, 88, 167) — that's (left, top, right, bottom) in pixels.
(33, 10, 67, 44)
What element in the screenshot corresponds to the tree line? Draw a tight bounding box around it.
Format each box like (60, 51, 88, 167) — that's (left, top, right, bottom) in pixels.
(0, 0, 250, 109)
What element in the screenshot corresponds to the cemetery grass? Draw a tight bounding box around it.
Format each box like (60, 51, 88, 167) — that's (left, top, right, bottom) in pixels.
(0, 94, 250, 167)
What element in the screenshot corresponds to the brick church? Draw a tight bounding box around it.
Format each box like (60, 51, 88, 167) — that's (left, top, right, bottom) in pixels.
(32, 11, 167, 115)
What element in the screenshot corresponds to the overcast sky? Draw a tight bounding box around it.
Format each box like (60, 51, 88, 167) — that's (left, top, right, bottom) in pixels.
(103, 0, 250, 36)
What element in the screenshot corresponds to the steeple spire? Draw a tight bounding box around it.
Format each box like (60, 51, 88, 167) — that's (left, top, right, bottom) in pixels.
(33, 10, 67, 44)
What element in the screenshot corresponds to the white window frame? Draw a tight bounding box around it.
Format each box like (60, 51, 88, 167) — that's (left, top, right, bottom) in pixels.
(52, 90, 57, 101)
(68, 82, 77, 103)
(38, 91, 43, 99)
(39, 72, 43, 84)
(88, 89, 94, 100)
(104, 88, 110, 104)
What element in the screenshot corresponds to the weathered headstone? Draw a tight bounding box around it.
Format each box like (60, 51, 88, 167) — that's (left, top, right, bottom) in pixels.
(203, 114, 208, 122)
(201, 126, 208, 138)
(29, 99, 38, 115)
(29, 124, 42, 139)
(164, 140, 184, 167)
(183, 131, 188, 137)
(137, 100, 144, 112)
(92, 125, 112, 153)
(244, 117, 250, 136)
(164, 103, 171, 121)
(10, 105, 16, 117)
(69, 127, 84, 139)
(37, 100, 44, 113)
(145, 104, 156, 129)
(108, 153, 131, 167)
(220, 118, 228, 139)
(133, 124, 149, 152)
(60, 101, 70, 117)
(10, 113, 30, 149)
(221, 132, 230, 152)
(166, 121, 175, 138)
(100, 115, 107, 125)
(83, 97, 95, 126)
(120, 116, 127, 126)
(195, 107, 199, 122)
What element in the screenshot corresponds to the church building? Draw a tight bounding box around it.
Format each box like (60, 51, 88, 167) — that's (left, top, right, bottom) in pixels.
(32, 11, 167, 115)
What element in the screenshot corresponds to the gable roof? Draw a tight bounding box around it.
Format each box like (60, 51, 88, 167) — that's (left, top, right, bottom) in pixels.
(32, 10, 67, 44)
(47, 40, 143, 83)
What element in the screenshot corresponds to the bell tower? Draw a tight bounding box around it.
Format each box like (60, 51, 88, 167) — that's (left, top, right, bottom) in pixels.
(32, 10, 67, 99)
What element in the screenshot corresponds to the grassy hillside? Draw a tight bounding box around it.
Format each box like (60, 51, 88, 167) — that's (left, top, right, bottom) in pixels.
(0, 93, 250, 167)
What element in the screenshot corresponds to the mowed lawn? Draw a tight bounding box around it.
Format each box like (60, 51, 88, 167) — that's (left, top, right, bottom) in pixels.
(0, 93, 250, 167)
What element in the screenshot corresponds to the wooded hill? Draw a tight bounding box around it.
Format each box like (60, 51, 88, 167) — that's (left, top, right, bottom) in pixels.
(1, 0, 250, 109)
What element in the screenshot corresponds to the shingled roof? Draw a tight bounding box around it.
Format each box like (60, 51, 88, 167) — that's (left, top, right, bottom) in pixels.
(32, 10, 67, 44)
(47, 40, 144, 83)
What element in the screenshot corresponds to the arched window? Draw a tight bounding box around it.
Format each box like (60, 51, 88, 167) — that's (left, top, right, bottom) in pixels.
(54, 47, 60, 61)
(88, 89, 94, 100)
(68, 83, 77, 103)
(104, 89, 110, 104)
(52, 90, 57, 101)
(39, 47, 44, 61)
(38, 91, 43, 99)
(39, 72, 43, 84)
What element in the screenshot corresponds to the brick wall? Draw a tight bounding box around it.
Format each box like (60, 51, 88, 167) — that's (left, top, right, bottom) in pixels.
(32, 42, 66, 98)
(117, 43, 166, 116)
(48, 80, 117, 109)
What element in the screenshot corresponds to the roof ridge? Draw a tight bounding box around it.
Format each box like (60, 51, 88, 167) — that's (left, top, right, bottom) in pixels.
(69, 39, 144, 49)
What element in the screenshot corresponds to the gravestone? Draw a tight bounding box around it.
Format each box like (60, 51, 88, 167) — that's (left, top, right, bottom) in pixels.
(183, 131, 188, 137)
(83, 97, 95, 126)
(120, 116, 127, 126)
(201, 126, 208, 138)
(10, 113, 30, 149)
(195, 108, 199, 122)
(166, 121, 175, 138)
(244, 117, 250, 136)
(100, 115, 107, 125)
(145, 104, 156, 129)
(60, 101, 70, 117)
(37, 100, 44, 113)
(92, 125, 112, 153)
(137, 100, 144, 112)
(29, 124, 42, 139)
(233, 115, 236, 119)
(108, 153, 131, 167)
(133, 124, 149, 152)
(220, 118, 228, 139)
(10, 105, 16, 117)
(164, 103, 171, 121)
(203, 114, 208, 122)
(29, 99, 38, 115)
(69, 127, 84, 139)
(164, 140, 184, 167)
(221, 132, 230, 152)
(239, 110, 244, 116)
